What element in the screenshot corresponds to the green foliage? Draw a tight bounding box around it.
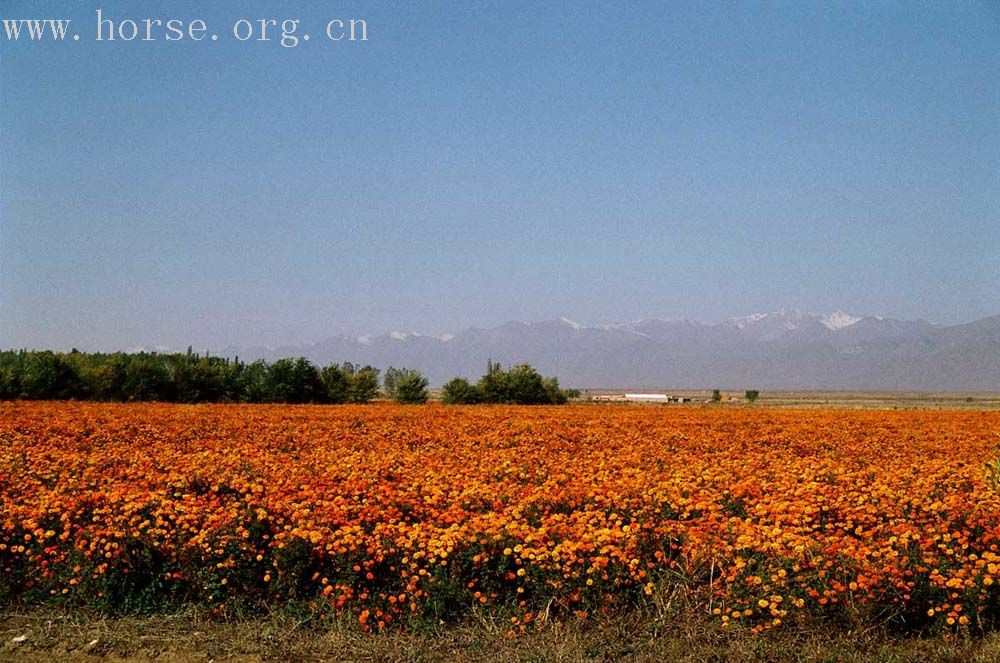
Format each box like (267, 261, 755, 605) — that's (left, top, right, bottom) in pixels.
(320, 364, 350, 404)
(171, 355, 226, 403)
(745, 389, 760, 403)
(20, 352, 85, 400)
(476, 361, 512, 403)
(123, 356, 174, 401)
(505, 364, 550, 404)
(382, 367, 406, 399)
(0, 350, 576, 408)
(441, 377, 481, 404)
(542, 376, 568, 405)
(712, 389, 722, 402)
(389, 369, 429, 404)
(0, 350, 389, 405)
(236, 361, 271, 403)
(344, 363, 381, 403)
(266, 358, 324, 404)
(444, 361, 572, 405)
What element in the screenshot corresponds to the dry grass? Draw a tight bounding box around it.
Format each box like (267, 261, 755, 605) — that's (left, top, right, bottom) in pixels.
(3, 607, 1000, 662)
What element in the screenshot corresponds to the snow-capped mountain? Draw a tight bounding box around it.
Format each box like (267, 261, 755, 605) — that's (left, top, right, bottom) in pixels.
(821, 311, 862, 330)
(220, 311, 1000, 391)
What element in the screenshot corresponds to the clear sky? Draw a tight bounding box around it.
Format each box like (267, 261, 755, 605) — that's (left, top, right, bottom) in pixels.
(2, 1, 998, 350)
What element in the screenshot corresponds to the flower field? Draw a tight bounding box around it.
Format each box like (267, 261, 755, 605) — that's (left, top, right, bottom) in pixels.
(2, 401, 1000, 634)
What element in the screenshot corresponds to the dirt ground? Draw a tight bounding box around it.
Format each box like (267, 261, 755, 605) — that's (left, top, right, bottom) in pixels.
(4, 608, 1000, 663)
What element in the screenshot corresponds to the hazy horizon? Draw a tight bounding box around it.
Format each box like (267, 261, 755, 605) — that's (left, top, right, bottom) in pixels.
(3, 2, 998, 351)
(5, 306, 998, 355)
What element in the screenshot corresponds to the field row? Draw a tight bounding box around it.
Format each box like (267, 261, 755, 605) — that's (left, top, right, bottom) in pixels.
(2, 402, 999, 635)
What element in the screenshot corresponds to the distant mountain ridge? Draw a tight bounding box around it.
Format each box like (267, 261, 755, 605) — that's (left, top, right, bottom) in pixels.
(219, 311, 1000, 391)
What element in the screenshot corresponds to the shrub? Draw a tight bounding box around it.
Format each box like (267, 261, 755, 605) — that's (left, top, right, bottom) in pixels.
(382, 367, 404, 400)
(745, 389, 760, 403)
(447, 361, 573, 405)
(476, 360, 511, 403)
(390, 369, 429, 404)
(506, 364, 550, 404)
(266, 358, 324, 403)
(321, 364, 350, 404)
(344, 364, 381, 403)
(441, 377, 481, 404)
(543, 377, 568, 405)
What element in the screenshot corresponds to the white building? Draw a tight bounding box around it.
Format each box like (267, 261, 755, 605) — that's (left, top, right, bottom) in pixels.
(624, 393, 670, 402)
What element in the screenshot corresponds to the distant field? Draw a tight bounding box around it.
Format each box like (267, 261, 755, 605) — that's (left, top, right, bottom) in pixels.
(3, 402, 1000, 660)
(578, 389, 1000, 410)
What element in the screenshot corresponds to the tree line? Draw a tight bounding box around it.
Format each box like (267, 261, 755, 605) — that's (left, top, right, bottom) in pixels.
(0, 349, 380, 404)
(0, 350, 576, 405)
(441, 360, 579, 405)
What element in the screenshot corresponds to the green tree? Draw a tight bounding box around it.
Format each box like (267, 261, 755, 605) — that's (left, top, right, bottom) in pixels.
(346, 365, 381, 403)
(80, 354, 128, 401)
(236, 360, 271, 402)
(391, 369, 429, 404)
(218, 357, 245, 402)
(267, 358, 323, 403)
(542, 376, 568, 404)
(0, 361, 18, 400)
(712, 389, 722, 402)
(0, 350, 447, 406)
(291, 357, 324, 403)
(472, 361, 572, 405)
(170, 354, 227, 403)
(745, 389, 760, 403)
(507, 364, 550, 404)
(320, 364, 349, 403)
(441, 377, 481, 404)
(266, 358, 298, 402)
(477, 362, 511, 403)
(122, 355, 173, 401)
(19, 352, 84, 399)
(382, 366, 405, 399)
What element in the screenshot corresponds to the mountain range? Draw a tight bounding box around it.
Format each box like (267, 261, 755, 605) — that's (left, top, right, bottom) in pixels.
(220, 310, 1000, 391)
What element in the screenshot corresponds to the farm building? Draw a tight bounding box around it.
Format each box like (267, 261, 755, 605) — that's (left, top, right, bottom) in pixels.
(625, 393, 670, 402)
(590, 393, 692, 403)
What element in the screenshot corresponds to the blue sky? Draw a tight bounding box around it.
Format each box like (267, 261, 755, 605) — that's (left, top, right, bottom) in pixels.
(2, 1, 998, 349)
